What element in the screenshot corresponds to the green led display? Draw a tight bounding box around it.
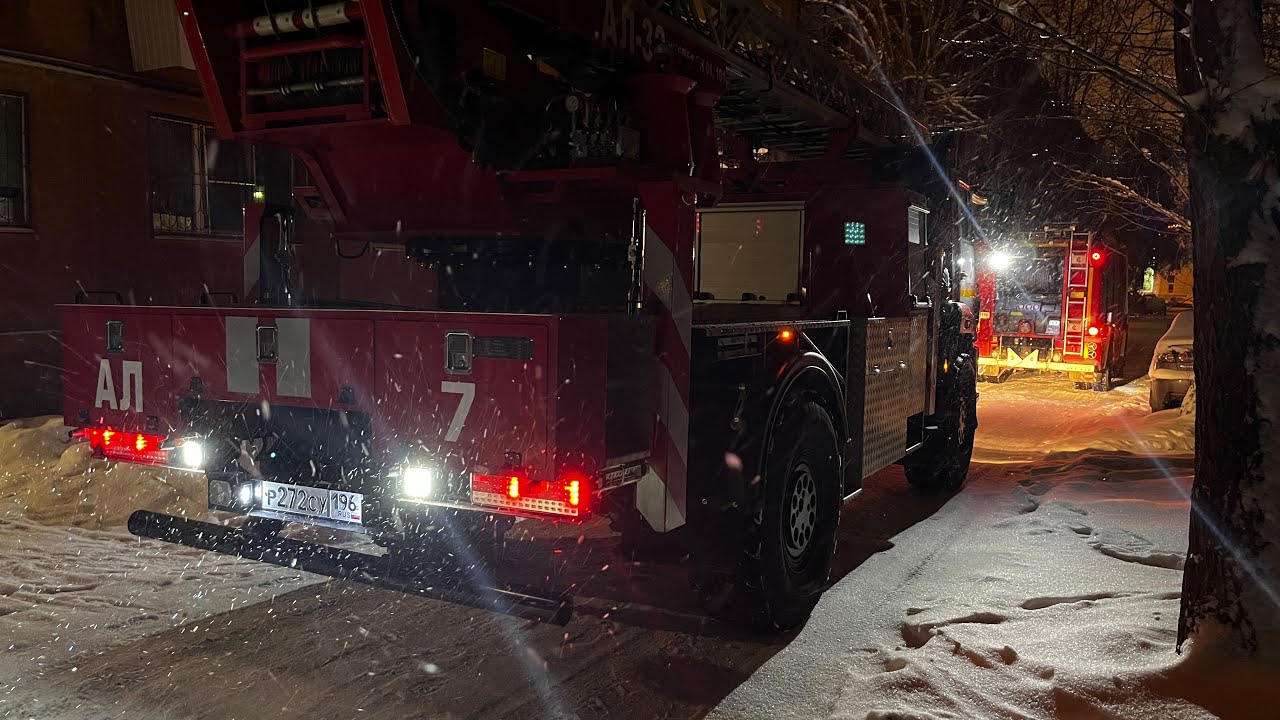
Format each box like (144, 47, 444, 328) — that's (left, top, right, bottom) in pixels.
(844, 221, 866, 245)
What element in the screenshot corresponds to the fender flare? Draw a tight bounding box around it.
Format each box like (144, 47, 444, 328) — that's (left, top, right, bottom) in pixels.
(759, 351, 847, 476)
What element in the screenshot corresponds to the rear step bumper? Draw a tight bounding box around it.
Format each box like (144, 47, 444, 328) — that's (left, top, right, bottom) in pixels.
(127, 510, 573, 625)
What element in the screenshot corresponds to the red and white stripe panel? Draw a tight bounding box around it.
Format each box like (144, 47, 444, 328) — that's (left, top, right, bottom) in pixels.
(225, 317, 312, 399)
(635, 188, 694, 533)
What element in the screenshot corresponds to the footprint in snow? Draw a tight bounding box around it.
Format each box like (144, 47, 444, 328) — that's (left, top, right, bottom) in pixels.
(900, 611, 1006, 649)
(1019, 591, 1123, 610)
(1090, 528, 1185, 570)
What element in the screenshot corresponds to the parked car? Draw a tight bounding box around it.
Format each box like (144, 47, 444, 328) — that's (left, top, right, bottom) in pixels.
(1129, 293, 1167, 316)
(1150, 310, 1194, 411)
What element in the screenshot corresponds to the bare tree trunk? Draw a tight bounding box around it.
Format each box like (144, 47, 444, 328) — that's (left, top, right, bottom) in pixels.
(1176, 0, 1280, 659)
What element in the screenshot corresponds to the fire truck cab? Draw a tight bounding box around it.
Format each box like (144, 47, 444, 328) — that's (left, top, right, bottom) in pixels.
(975, 225, 1128, 390)
(58, 0, 978, 630)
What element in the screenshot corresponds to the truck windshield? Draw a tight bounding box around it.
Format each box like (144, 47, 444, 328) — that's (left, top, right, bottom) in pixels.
(992, 248, 1065, 334)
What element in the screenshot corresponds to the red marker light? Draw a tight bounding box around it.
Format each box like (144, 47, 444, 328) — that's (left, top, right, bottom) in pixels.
(778, 329, 795, 343)
(80, 427, 168, 465)
(1088, 325, 1100, 337)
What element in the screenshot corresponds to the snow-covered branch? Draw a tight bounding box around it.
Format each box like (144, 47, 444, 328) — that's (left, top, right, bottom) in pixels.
(977, 0, 1193, 112)
(1054, 162, 1191, 234)
(800, 0, 1013, 127)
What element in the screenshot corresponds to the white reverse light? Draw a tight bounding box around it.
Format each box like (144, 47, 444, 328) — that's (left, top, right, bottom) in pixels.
(402, 466, 436, 500)
(237, 483, 253, 507)
(179, 440, 205, 469)
(988, 250, 1012, 271)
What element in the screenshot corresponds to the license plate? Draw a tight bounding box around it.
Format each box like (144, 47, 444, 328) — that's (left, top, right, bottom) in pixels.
(260, 481, 363, 523)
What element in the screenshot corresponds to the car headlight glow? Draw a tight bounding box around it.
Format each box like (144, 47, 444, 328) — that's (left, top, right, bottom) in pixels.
(179, 440, 205, 469)
(402, 466, 436, 499)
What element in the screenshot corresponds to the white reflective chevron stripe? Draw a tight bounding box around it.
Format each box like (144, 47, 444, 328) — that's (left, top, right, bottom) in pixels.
(275, 318, 311, 398)
(635, 363, 690, 532)
(642, 223, 692, 354)
(658, 361, 688, 466)
(638, 216, 692, 534)
(636, 468, 687, 532)
(244, 236, 261, 301)
(225, 316, 259, 394)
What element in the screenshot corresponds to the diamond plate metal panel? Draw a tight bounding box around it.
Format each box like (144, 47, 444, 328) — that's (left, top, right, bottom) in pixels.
(908, 314, 928, 413)
(848, 316, 930, 479)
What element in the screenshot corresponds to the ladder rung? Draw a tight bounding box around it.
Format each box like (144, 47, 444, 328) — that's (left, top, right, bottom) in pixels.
(242, 35, 364, 62)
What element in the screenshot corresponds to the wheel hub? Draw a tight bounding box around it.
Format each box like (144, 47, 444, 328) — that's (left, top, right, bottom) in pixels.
(785, 464, 818, 560)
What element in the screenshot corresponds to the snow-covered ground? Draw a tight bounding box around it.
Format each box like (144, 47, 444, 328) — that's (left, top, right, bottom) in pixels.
(0, 367, 1257, 720)
(0, 418, 315, 716)
(975, 372, 1195, 461)
(711, 373, 1228, 720)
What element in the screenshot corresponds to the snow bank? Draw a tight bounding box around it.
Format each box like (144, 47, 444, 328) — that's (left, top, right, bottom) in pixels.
(0, 417, 209, 529)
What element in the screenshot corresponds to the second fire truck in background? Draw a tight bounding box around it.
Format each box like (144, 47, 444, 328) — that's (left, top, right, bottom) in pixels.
(975, 225, 1128, 390)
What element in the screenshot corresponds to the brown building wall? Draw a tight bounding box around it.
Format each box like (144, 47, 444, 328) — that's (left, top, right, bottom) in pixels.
(0, 0, 439, 420)
(0, 0, 136, 73)
(0, 53, 236, 419)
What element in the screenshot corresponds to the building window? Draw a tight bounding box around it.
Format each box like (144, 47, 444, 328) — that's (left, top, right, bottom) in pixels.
(0, 93, 28, 227)
(149, 116, 282, 235)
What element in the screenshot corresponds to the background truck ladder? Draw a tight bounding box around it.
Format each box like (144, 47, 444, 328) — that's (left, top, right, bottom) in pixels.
(1061, 227, 1093, 357)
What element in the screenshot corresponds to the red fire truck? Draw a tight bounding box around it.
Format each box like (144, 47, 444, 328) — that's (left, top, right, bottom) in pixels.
(975, 225, 1128, 390)
(60, 0, 977, 629)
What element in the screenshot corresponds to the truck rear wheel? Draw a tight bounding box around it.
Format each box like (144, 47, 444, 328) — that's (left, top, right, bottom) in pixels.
(905, 353, 977, 492)
(749, 400, 841, 630)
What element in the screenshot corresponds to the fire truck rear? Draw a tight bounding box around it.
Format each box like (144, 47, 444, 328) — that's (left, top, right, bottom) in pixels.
(975, 225, 1129, 390)
(59, 0, 978, 629)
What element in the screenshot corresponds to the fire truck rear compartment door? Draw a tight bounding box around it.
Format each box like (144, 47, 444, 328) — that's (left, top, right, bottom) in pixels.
(376, 318, 551, 476)
(172, 314, 376, 411)
(62, 307, 178, 433)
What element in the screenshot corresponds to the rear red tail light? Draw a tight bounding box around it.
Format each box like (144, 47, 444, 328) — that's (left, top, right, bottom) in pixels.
(470, 470, 592, 519)
(80, 427, 169, 466)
